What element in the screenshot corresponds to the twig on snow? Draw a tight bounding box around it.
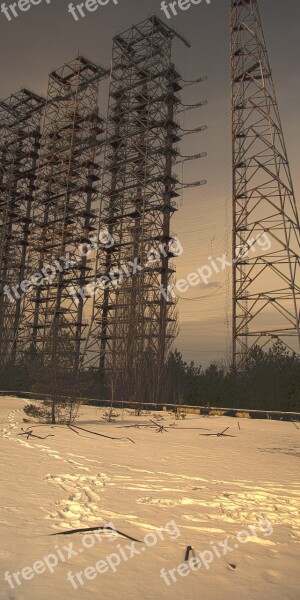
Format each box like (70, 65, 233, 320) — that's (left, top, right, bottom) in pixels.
(50, 525, 141, 542)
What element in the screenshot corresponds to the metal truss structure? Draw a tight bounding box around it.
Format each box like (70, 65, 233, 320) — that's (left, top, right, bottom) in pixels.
(0, 20, 206, 400)
(231, 0, 300, 367)
(15, 57, 108, 370)
(0, 89, 45, 364)
(80, 16, 205, 402)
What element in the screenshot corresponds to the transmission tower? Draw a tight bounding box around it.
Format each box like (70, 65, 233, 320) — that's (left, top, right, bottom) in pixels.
(16, 56, 108, 370)
(80, 16, 206, 402)
(231, 0, 300, 367)
(0, 89, 45, 365)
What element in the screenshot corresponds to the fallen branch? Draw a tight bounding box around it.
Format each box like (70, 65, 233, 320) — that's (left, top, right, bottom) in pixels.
(150, 420, 168, 433)
(70, 424, 135, 443)
(218, 427, 230, 437)
(199, 427, 236, 438)
(16, 422, 134, 443)
(50, 525, 141, 542)
(118, 424, 143, 429)
(18, 429, 54, 440)
(118, 424, 210, 431)
(67, 424, 81, 435)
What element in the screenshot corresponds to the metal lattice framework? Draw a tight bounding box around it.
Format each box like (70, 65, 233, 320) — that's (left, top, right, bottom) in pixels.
(80, 17, 191, 401)
(0, 20, 207, 395)
(0, 89, 45, 364)
(231, 0, 300, 367)
(16, 57, 108, 370)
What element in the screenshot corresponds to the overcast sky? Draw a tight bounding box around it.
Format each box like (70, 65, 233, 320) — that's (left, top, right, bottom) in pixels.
(1, 0, 299, 367)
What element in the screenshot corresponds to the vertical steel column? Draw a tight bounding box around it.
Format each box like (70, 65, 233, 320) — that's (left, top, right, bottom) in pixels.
(231, 0, 300, 367)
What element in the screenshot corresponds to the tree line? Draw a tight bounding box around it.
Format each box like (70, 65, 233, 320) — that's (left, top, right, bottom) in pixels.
(0, 340, 299, 418)
(164, 341, 300, 412)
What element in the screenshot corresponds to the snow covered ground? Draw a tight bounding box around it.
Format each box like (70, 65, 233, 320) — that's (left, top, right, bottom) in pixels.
(0, 396, 299, 600)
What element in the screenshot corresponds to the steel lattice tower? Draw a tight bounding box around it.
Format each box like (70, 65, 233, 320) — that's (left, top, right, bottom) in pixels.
(0, 89, 45, 365)
(231, 0, 300, 367)
(16, 57, 108, 370)
(80, 17, 191, 402)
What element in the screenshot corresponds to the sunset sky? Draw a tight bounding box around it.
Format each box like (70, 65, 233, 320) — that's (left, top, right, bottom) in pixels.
(1, 0, 299, 367)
